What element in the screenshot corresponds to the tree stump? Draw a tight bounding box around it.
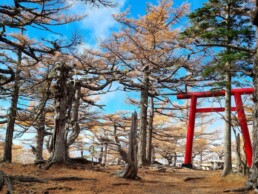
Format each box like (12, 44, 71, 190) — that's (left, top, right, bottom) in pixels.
(122, 111, 139, 179)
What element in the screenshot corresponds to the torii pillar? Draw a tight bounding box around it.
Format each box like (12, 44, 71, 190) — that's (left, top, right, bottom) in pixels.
(177, 88, 253, 168)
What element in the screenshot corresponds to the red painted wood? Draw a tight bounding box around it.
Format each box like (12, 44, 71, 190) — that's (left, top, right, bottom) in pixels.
(184, 96, 197, 165)
(234, 93, 252, 167)
(178, 88, 254, 168)
(177, 88, 254, 99)
(196, 107, 237, 113)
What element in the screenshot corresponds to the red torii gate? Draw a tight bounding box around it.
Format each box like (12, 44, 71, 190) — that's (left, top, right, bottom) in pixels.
(177, 88, 254, 168)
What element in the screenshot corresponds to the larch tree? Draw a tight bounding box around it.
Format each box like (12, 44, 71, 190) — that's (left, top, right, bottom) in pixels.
(0, 0, 116, 166)
(0, 0, 85, 163)
(1, 29, 26, 163)
(86, 111, 133, 165)
(15, 66, 56, 163)
(4, 74, 23, 162)
(192, 128, 221, 165)
(184, 0, 254, 176)
(102, 112, 132, 163)
(39, 47, 118, 168)
(102, 0, 193, 166)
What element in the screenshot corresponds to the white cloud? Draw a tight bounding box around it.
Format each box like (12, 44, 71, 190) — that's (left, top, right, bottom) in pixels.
(76, 42, 95, 54)
(82, 2, 125, 39)
(69, 0, 126, 43)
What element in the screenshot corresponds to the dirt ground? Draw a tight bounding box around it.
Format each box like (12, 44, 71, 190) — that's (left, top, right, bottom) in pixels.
(0, 162, 254, 194)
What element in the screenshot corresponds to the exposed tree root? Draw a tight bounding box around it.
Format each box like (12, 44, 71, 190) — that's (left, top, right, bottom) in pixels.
(223, 185, 253, 193)
(68, 157, 99, 165)
(42, 158, 73, 169)
(10, 175, 47, 183)
(112, 183, 130, 186)
(7, 174, 97, 193)
(41, 157, 100, 170)
(41, 161, 55, 170)
(34, 160, 46, 165)
(44, 186, 73, 191)
(10, 175, 96, 184)
(184, 177, 204, 182)
(50, 176, 97, 181)
(0, 171, 13, 194)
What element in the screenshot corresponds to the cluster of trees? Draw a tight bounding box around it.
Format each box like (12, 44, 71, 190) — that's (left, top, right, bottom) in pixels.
(1, 0, 258, 189)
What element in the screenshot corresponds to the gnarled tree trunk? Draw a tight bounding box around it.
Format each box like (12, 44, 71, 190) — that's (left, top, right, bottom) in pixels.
(50, 64, 71, 163)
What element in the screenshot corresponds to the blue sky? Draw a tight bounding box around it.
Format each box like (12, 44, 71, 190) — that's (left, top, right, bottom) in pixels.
(67, 0, 208, 114)
(0, 0, 209, 122)
(34, 0, 208, 50)
(2, 0, 251, 121)
(1, 0, 240, 144)
(9, 0, 226, 116)
(76, 0, 207, 44)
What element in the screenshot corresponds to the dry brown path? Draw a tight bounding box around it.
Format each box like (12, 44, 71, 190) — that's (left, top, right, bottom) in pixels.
(0, 163, 251, 194)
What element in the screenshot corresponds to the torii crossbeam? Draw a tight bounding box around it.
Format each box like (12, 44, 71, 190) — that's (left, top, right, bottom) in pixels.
(177, 88, 253, 168)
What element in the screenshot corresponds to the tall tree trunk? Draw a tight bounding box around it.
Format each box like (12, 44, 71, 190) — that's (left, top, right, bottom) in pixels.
(51, 102, 68, 162)
(138, 71, 149, 167)
(3, 48, 22, 162)
(147, 97, 154, 165)
(222, 4, 232, 176)
(222, 62, 233, 176)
